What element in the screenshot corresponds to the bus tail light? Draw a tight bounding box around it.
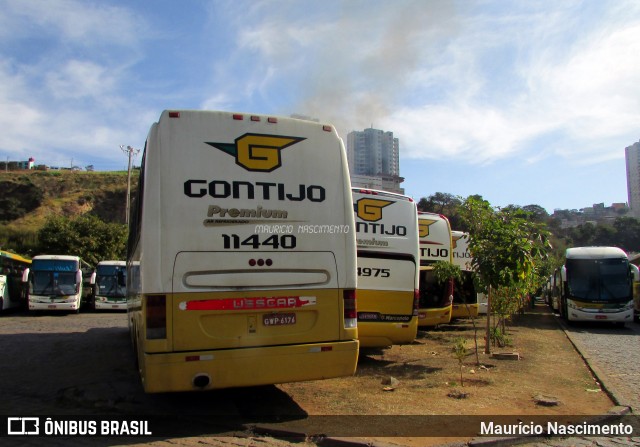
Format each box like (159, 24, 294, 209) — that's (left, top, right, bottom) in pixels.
(146, 295, 167, 339)
(413, 289, 419, 316)
(343, 289, 357, 328)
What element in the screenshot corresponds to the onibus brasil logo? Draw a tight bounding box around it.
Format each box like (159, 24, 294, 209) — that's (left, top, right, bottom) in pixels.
(354, 198, 394, 222)
(206, 134, 306, 172)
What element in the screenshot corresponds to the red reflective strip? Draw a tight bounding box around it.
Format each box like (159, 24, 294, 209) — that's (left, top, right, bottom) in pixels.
(183, 296, 313, 311)
(168, 111, 180, 118)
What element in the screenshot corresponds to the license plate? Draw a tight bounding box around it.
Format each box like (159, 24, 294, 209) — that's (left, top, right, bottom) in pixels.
(595, 314, 607, 320)
(48, 305, 57, 309)
(263, 313, 296, 326)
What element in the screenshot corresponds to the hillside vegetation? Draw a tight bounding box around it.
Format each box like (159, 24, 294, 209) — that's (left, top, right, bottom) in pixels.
(0, 170, 136, 255)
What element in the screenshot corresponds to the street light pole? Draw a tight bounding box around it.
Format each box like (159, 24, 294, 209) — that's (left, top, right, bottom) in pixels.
(120, 145, 140, 225)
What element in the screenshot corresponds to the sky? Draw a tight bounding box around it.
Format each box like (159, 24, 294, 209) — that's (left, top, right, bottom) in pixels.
(1, 0, 639, 214)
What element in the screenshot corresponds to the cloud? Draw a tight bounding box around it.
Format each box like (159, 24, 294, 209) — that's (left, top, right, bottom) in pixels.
(208, 1, 640, 167)
(0, 0, 143, 46)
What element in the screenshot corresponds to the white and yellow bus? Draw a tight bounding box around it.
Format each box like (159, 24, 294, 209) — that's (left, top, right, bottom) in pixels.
(92, 260, 127, 310)
(451, 231, 479, 319)
(0, 250, 31, 311)
(559, 247, 634, 326)
(127, 110, 359, 393)
(417, 212, 454, 327)
(24, 255, 87, 312)
(352, 188, 419, 348)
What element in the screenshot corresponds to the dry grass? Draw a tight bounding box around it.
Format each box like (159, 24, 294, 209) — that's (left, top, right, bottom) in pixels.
(274, 304, 612, 444)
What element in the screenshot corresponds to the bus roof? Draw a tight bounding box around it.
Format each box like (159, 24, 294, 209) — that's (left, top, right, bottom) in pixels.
(0, 250, 31, 264)
(351, 187, 415, 202)
(97, 260, 126, 266)
(565, 246, 627, 260)
(32, 255, 81, 261)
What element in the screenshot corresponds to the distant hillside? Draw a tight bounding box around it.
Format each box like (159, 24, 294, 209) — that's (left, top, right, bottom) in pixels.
(0, 170, 137, 232)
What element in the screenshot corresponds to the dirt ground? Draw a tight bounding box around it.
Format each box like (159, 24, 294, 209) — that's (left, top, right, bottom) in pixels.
(273, 302, 614, 445)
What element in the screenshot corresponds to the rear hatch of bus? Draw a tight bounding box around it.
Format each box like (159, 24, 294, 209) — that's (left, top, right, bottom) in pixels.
(170, 251, 341, 351)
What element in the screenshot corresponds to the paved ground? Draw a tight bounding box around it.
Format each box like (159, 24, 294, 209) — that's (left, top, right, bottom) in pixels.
(561, 317, 640, 412)
(2, 304, 640, 447)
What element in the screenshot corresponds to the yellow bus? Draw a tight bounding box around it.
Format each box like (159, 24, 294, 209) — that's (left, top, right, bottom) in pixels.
(451, 231, 479, 319)
(0, 250, 31, 311)
(352, 188, 419, 348)
(127, 110, 359, 393)
(417, 212, 453, 327)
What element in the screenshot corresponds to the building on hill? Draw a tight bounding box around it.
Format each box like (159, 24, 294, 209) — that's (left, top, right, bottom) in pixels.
(552, 202, 630, 228)
(1, 157, 35, 171)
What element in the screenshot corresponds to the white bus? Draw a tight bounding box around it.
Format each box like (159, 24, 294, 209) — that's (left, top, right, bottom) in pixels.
(450, 231, 479, 319)
(417, 212, 454, 327)
(559, 247, 634, 326)
(92, 261, 127, 310)
(352, 188, 419, 347)
(127, 110, 359, 393)
(24, 255, 86, 312)
(631, 264, 640, 323)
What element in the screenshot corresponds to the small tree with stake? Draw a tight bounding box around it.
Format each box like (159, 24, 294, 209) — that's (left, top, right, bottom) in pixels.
(459, 196, 551, 355)
(453, 337, 467, 386)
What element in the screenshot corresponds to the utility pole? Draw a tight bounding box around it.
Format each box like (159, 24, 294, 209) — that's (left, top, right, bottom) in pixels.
(120, 145, 140, 225)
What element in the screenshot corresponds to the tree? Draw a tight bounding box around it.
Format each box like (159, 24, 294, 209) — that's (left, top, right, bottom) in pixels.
(459, 196, 551, 354)
(37, 214, 128, 265)
(418, 193, 465, 231)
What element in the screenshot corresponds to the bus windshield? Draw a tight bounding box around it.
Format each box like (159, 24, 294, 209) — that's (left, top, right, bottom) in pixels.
(96, 266, 126, 298)
(566, 258, 630, 301)
(32, 271, 78, 296)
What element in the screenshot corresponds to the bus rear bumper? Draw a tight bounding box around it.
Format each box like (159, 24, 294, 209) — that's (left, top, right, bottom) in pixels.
(418, 307, 452, 327)
(451, 304, 479, 319)
(140, 340, 359, 393)
(358, 320, 418, 347)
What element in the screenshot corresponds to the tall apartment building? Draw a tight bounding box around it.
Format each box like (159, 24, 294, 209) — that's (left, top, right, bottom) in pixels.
(346, 128, 403, 194)
(626, 140, 640, 218)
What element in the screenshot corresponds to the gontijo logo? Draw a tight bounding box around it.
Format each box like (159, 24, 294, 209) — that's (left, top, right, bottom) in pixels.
(206, 134, 306, 172)
(452, 233, 463, 249)
(355, 198, 394, 222)
(419, 219, 437, 238)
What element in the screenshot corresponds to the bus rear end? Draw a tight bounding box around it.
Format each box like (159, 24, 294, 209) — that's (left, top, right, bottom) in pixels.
(128, 110, 358, 392)
(451, 231, 479, 318)
(352, 188, 419, 347)
(417, 213, 454, 327)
